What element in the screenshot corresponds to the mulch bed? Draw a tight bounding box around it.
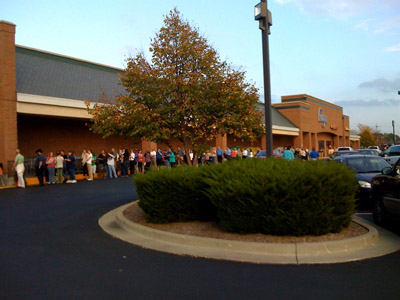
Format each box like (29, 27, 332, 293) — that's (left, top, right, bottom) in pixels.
(123, 202, 368, 244)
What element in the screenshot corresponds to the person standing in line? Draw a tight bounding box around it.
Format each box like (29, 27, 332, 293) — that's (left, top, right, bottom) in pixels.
(65, 151, 77, 183)
(176, 146, 185, 166)
(189, 150, 194, 163)
(150, 148, 157, 168)
(81, 148, 88, 179)
(35, 149, 46, 186)
(0, 162, 5, 187)
(107, 152, 118, 178)
(97, 150, 106, 179)
(133, 149, 139, 173)
(91, 151, 97, 177)
(237, 148, 242, 159)
(156, 149, 164, 168)
(282, 146, 295, 161)
(242, 148, 248, 159)
(60, 150, 68, 183)
(55, 152, 64, 184)
(45, 152, 56, 184)
(216, 147, 223, 163)
(13, 149, 25, 188)
(111, 148, 118, 175)
(225, 148, 232, 160)
(169, 149, 176, 167)
(137, 150, 144, 173)
(231, 148, 237, 160)
(122, 149, 130, 177)
(144, 150, 152, 171)
(129, 149, 135, 175)
(249, 149, 254, 158)
(309, 148, 320, 160)
(163, 149, 171, 168)
(86, 149, 93, 181)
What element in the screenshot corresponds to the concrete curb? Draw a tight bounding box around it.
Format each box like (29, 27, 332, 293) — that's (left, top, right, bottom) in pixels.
(99, 202, 400, 265)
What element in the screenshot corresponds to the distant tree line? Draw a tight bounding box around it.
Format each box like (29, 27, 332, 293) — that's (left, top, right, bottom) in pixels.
(357, 124, 399, 147)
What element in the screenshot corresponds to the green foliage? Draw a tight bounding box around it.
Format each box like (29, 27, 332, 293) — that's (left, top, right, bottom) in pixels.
(87, 9, 263, 165)
(203, 159, 357, 236)
(135, 166, 216, 223)
(136, 159, 357, 236)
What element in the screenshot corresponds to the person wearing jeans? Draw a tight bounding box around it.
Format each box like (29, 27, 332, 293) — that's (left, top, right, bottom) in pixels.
(107, 153, 117, 178)
(65, 151, 76, 183)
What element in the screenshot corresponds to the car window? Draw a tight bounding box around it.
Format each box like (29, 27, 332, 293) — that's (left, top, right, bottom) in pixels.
(389, 145, 400, 154)
(346, 157, 390, 173)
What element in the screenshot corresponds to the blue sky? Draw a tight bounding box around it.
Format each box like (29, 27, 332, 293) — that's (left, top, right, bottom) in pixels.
(2, 0, 400, 132)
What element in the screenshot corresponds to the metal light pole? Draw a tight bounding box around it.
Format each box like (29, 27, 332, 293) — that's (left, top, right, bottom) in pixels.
(393, 120, 396, 145)
(255, 1, 273, 157)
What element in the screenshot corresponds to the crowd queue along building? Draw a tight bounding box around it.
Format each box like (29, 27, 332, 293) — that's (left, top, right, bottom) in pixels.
(0, 20, 360, 176)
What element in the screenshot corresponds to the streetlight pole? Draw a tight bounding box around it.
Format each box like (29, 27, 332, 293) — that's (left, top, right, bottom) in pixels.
(255, 1, 273, 157)
(393, 120, 396, 145)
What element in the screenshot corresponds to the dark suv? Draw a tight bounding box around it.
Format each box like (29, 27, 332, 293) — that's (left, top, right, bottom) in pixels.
(371, 158, 400, 225)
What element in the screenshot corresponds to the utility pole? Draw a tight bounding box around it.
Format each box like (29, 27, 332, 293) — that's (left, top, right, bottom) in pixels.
(393, 120, 396, 145)
(255, 0, 273, 157)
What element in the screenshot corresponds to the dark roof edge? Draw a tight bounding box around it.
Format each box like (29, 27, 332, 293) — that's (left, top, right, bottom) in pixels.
(255, 102, 298, 129)
(271, 106, 298, 128)
(16, 45, 124, 74)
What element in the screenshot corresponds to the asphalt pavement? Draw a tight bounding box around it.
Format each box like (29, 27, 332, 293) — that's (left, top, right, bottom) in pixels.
(1, 178, 399, 300)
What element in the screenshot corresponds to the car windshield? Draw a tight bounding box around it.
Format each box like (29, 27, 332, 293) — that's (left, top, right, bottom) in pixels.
(346, 157, 390, 173)
(330, 151, 357, 159)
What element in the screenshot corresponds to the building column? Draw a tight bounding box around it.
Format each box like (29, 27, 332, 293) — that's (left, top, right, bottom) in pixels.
(334, 135, 339, 150)
(261, 134, 266, 150)
(314, 133, 318, 151)
(0, 21, 18, 176)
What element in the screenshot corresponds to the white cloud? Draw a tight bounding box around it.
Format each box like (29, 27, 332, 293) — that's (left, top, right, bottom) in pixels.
(384, 43, 400, 52)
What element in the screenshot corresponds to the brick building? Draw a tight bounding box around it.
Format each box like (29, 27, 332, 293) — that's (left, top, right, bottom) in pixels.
(0, 20, 359, 177)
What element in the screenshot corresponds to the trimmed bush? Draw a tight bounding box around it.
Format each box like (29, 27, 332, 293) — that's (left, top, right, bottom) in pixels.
(135, 166, 216, 223)
(135, 158, 357, 236)
(203, 158, 357, 236)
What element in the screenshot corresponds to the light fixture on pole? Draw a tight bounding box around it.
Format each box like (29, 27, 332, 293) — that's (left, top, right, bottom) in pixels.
(255, 1, 273, 157)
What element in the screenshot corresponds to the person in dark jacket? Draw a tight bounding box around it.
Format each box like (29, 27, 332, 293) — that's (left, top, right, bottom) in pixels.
(34, 149, 46, 186)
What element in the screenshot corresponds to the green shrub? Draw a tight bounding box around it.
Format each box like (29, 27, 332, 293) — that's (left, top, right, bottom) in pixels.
(135, 158, 357, 236)
(203, 158, 357, 236)
(135, 166, 216, 223)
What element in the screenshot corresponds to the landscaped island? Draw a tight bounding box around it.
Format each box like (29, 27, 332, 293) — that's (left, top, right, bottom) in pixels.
(134, 158, 358, 237)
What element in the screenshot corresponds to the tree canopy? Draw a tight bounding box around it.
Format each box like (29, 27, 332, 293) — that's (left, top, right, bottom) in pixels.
(87, 9, 263, 164)
(358, 124, 377, 147)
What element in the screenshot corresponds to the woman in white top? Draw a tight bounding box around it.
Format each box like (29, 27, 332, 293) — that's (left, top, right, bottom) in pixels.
(150, 149, 157, 168)
(86, 149, 93, 181)
(107, 152, 118, 178)
(55, 153, 64, 184)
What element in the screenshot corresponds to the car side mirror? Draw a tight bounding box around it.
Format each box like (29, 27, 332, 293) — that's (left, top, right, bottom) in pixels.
(382, 167, 392, 175)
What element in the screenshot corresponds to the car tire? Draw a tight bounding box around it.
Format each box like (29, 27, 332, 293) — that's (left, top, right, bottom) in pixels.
(372, 196, 387, 226)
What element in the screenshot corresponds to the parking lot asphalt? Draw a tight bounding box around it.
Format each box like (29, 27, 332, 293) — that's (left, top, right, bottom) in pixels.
(1, 178, 399, 300)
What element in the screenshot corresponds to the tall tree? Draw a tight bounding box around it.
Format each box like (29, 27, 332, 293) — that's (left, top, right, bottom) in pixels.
(87, 9, 263, 165)
(358, 124, 376, 147)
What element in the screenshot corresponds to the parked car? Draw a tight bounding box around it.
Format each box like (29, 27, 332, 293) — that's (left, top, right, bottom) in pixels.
(337, 146, 354, 151)
(328, 150, 359, 160)
(371, 158, 400, 225)
(356, 149, 380, 156)
(381, 145, 400, 166)
(368, 146, 381, 153)
(334, 155, 392, 206)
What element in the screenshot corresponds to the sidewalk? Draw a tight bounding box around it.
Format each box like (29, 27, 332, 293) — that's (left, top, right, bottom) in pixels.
(99, 202, 400, 265)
